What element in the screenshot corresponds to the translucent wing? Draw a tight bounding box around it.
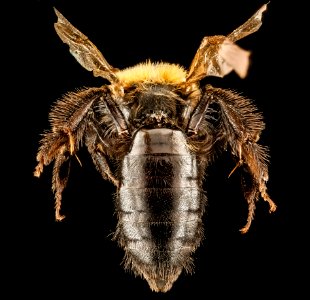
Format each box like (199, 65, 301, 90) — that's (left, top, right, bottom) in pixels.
(54, 8, 119, 84)
(227, 3, 269, 42)
(186, 3, 268, 83)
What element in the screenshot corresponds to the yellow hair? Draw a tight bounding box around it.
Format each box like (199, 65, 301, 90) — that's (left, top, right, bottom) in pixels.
(116, 61, 187, 86)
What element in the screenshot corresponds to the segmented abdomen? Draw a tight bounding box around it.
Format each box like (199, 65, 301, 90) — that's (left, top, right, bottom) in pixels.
(115, 128, 206, 292)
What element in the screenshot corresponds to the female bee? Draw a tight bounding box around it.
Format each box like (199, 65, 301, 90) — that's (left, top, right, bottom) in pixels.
(34, 3, 276, 292)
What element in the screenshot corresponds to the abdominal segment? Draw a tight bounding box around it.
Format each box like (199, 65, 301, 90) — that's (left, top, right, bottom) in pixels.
(115, 129, 206, 292)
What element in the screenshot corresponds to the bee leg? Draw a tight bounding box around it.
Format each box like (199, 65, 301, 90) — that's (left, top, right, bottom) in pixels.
(85, 121, 120, 188)
(34, 131, 75, 221)
(186, 89, 212, 134)
(101, 94, 129, 136)
(51, 145, 71, 221)
(238, 142, 276, 234)
(228, 144, 243, 178)
(92, 150, 119, 188)
(208, 86, 276, 233)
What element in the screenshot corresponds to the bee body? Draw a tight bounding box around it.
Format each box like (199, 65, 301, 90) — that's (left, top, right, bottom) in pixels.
(34, 4, 276, 292)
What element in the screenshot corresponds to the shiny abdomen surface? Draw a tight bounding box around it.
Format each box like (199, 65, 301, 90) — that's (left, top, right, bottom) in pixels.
(117, 128, 206, 292)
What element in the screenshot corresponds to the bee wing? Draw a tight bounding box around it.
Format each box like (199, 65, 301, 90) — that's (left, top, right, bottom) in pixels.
(186, 3, 268, 83)
(54, 8, 119, 84)
(227, 3, 268, 42)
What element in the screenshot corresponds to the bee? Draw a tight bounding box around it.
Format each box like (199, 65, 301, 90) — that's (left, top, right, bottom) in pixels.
(34, 3, 276, 293)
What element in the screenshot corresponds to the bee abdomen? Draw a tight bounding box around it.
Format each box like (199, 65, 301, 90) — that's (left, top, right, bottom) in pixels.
(115, 129, 206, 292)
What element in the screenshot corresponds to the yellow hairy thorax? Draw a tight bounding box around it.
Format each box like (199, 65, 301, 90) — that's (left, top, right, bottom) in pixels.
(115, 61, 187, 86)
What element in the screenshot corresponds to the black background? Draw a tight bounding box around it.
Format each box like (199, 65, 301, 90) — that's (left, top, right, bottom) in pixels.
(7, 0, 299, 298)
